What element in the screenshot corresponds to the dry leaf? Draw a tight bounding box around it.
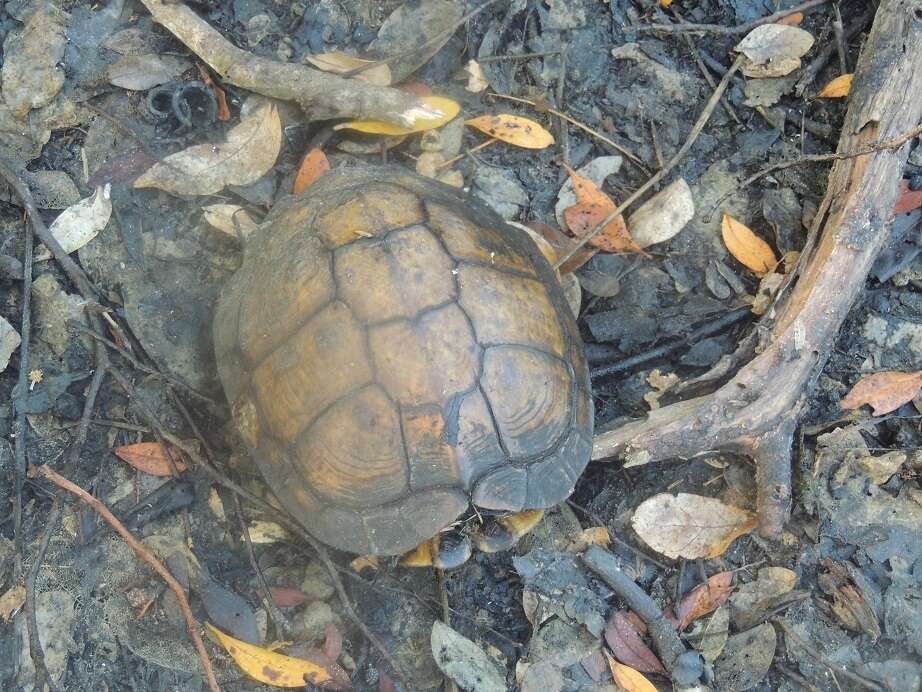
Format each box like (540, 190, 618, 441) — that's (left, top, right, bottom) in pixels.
(605, 652, 658, 692)
(466, 114, 555, 149)
(0, 585, 26, 621)
(604, 611, 667, 675)
(268, 587, 308, 608)
(305, 51, 392, 86)
(202, 204, 259, 240)
(659, 0, 673, 7)
(113, 441, 187, 476)
(464, 60, 489, 93)
(627, 178, 694, 248)
(368, 0, 462, 83)
(197, 63, 231, 121)
(818, 73, 853, 98)
(431, 621, 506, 692)
(337, 95, 459, 136)
(526, 221, 597, 273)
(323, 622, 344, 661)
(293, 149, 331, 194)
(134, 99, 281, 196)
(563, 166, 641, 253)
(350, 555, 380, 575)
(777, 12, 804, 25)
(245, 520, 290, 544)
(675, 571, 735, 630)
(751, 271, 785, 316)
(840, 370, 922, 415)
(735, 25, 814, 78)
(721, 213, 777, 274)
(206, 622, 350, 689)
(893, 179, 922, 215)
(47, 184, 112, 254)
(631, 493, 758, 560)
(817, 560, 881, 640)
(108, 54, 191, 90)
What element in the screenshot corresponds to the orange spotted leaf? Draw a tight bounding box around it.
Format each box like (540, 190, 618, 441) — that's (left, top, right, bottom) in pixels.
(465, 114, 554, 149)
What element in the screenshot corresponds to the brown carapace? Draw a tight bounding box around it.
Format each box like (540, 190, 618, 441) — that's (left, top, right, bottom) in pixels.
(213, 165, 593, 561)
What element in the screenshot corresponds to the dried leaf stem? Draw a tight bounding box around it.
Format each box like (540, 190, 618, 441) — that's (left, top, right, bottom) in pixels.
(30, 464, 222, 692)
(641, 0, 828, 34)
(553, 55, 744, 271)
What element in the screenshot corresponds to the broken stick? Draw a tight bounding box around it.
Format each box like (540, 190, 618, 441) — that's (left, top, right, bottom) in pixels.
(591, 0, 922, 540)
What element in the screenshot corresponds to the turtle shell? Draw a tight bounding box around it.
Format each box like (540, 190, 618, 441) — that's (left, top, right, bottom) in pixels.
(213, 165, 593, 555)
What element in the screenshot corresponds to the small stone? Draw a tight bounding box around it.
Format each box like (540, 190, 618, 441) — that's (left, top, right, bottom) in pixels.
(300, 561, 335, 601)
(0, 317, 21, 373)
(472, 168, 527, 220)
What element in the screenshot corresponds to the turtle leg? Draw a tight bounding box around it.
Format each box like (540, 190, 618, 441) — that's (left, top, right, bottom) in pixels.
(399, 531, 472, 570)
(473, 509, 545, 553)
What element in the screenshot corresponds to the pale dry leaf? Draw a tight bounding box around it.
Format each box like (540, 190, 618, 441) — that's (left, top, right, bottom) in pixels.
(464, 59, 490, 93)
(855, 451, 907, 485)
(631, 493, 758, 560)
(47, 184, 112, 254)
(368, 0, 463, 82)
(134, 100, 281, 196)
(751, 271, 784, 315)
(818, 73, 853, 98)
(245, 520, 290, 544)
(721, 213, 777, 274)
(840, 370, 922, 416)
(431, 621, 506, 692)
(201, 204, 259, 240)
(627, 177, 695, 248)
(108, 53, 191, 90)
(305, 51, 391, 86)
(735, 25, 814, 79)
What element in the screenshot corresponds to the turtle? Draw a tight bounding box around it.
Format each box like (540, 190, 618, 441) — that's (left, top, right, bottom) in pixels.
(213, 165, 594, 568)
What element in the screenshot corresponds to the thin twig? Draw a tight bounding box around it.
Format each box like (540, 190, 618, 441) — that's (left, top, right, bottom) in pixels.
(24, 496, 62, 692)
(553, 55, 744, 270)
(479, 50, 561, 62)
(775, 620, 886, 692)
(436, 570, 459, 692)
(641, 0, 827, 34)
(706, 120, 922, 222)
(488, 92, 648, 171)
(832, 3, 848, 74)
(31, 464, 222, 692)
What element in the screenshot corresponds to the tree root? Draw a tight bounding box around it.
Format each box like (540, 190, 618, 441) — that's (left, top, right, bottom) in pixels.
(591, 0, 922, 540)
(138, 0, 426, 125)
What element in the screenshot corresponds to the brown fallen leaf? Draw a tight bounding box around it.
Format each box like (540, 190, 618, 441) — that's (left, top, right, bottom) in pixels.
(305, 51, 392, 86)
(721, 213, 778, 274)
(817, 559, 881, 640)
(777, 12, 804, 26)
(817, 73, 853, 98)
(631, 493, 758, 560)
(893, 179, 922, 215)
(605, 652, 658, 692)
(604, 611, 667, 675)
(134, 99, 281, 196)
(840, 370, 922, 416)
(206, 622, 351, 689)
(113, 441, 187, 476)
(675, 571, 735, 631)
(563, 165, 642, 254)
(293, 149, 331, 194)
(466, 114, 555, 149)
(197, 63, 231, 121)
(268, 587, 309, 608)
(526, 221, 597, 273)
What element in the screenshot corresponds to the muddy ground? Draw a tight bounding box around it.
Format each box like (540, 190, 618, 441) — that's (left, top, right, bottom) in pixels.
(1, 0, 921, 690)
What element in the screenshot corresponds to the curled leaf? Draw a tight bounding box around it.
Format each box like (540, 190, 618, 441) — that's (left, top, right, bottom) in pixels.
(206, 622, 350, 689)
(336, 96, 459, 135)
(48, 184, 112, 254)
(466, 114, 554, 149)
(675, 571, 735, 630)
(114, 441, 186, 476)
(721, 213, 777, 274)
(818, 73, 853, 98)
(840, 370, 922, 416)
(631, 493, 757, 560)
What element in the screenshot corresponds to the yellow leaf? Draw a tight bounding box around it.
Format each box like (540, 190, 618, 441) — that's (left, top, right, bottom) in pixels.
(465, 114, 554, 149)
(818, 73, 853, 98)
(336, 96, 459, 135)
(305, 51, 391, 86)
(605, 652, 657, 692)
(206, 623, 347, 689)
(721, 213, 778, 274)
(659, 0, 673, 6)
